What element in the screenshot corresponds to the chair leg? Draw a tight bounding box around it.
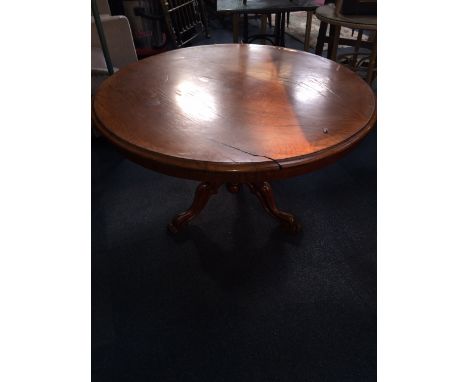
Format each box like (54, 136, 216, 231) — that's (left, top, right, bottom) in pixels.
(327, 24, 335, 59)
(328, 25, 340, 61)
(351, 29, 363, 69)
(366, 34, 377, 84)
(304, 11, 313, 51)
(315, 20, 327, 56)
(199, 0, 210, 38)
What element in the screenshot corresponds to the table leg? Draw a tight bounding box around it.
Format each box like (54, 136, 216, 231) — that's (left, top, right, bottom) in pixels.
(168, 181, 221, 233)
(280, 12, 286, 46)
(242, 13, 249, 43)
(232, 14, 240, 43)
(260, 14, 267, 44)
(247, 181, 301, 233)
(274, 13, 281, 45)
(168, 181, 300, 234)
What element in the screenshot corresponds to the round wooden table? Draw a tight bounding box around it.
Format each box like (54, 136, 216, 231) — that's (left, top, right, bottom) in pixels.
(92, 44, 376, 233)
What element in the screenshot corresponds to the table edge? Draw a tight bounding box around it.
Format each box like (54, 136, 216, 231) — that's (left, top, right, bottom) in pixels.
(92, 105, 376, 182)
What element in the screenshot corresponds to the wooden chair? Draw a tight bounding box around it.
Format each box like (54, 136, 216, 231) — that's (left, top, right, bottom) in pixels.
(159, 0, 210, 47)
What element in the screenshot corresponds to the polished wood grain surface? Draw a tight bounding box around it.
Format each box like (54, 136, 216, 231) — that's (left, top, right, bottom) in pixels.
(92, 44, 376, 182)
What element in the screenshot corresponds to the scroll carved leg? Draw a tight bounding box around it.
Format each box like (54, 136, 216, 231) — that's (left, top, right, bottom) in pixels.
(168, 182, 220, 233)
(247, 181, 301, 233)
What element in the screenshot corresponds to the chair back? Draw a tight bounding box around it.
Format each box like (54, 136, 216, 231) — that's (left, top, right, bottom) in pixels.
(160, 0, 209, 48)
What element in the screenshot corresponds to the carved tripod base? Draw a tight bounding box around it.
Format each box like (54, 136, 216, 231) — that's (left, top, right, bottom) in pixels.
(168, 181, 301, 234)
(247, 181, 301, 233)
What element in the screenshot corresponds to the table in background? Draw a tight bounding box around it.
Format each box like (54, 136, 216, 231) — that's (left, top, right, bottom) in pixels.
(217, 0, 320, 50)
(92, 44, 376, 233)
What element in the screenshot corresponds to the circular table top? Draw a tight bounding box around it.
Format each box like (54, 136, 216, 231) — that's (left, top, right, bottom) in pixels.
(93, 44, 376, 181)
(315, 4, 377, 30)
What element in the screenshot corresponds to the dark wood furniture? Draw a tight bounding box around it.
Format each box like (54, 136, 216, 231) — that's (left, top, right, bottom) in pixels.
(92, 44, 376, 233)
(159, 0, 210, 47)
(335, 0, 376, 16)
(315, 3, 377, 83)
(217, 0, 320, 50)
